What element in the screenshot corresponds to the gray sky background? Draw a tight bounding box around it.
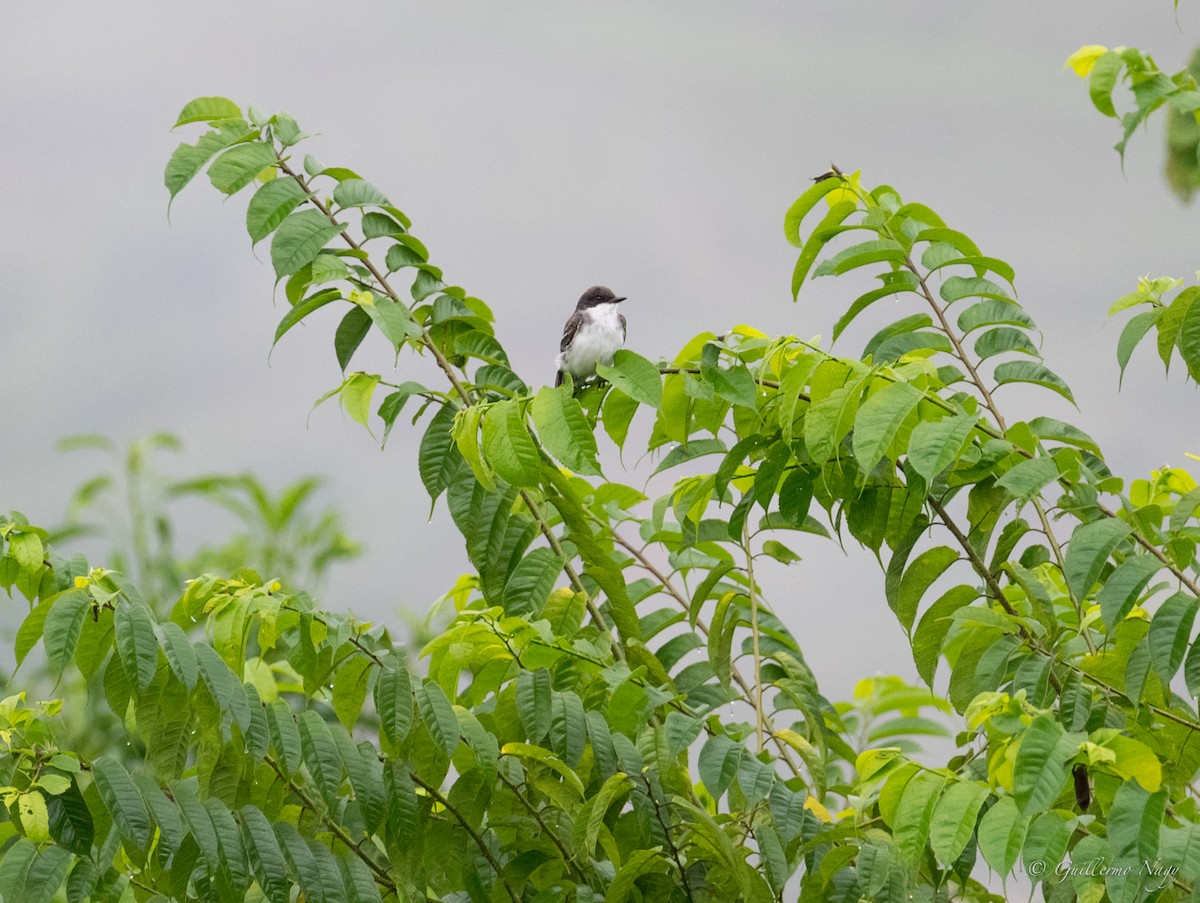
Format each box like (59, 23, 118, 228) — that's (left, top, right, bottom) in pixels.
(2, 2, 1198, 703)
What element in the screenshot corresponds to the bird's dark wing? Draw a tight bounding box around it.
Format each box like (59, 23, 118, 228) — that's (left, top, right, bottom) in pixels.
(619, 313, 627, 342)
(560, 311, 585, 353)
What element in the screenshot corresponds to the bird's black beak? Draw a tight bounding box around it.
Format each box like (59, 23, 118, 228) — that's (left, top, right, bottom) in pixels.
(613, 296, 627, 303)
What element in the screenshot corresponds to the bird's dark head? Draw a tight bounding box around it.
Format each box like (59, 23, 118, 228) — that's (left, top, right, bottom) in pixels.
(576, 285, 626, 310)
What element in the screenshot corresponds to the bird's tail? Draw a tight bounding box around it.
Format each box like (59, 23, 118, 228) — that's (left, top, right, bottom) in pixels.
(554, 370, 564, 388)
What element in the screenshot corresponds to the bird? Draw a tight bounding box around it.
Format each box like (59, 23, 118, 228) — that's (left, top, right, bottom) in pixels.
(554, 285, 627, 388)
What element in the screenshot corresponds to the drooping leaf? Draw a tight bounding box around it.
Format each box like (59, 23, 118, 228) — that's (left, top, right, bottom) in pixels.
(929, 780, 989, 865)
(1116, 308, 1163, 386)
(852, 380, 923, 472)
(1147, 592, 1200, 683)
(977, 796, 1027, 876)
(595, 349, 663, 408)
(91, 756, 152, 851)
(1064, 518, 1131, 602)
(114, 597, 159, 692)
(270, 209, 347, 280)
(906, 414, 977, 484)
(531, 386, 601, 475)
(1013, 714, 1073, 815)
(175, 96, 243, 127)
(783, 177, 847, 247)
(993, 360, 1075, 404)
(208, 142, 277, 195)
(482, 399, 541, 487)
(42, 589, 91, 680)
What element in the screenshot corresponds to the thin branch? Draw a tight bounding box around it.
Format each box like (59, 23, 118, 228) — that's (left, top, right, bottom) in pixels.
(608, 529, 804, 778)
(264, 754, 397, 891)
(640, 775, 695, 903)
(496, 769, 588, 881)
(522, 489, 624, 662)
(410, 773, 519, 903)
(743, 522, 765, 753)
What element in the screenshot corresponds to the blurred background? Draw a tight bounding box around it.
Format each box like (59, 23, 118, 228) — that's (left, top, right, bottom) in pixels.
(1, 2, 1197, 701)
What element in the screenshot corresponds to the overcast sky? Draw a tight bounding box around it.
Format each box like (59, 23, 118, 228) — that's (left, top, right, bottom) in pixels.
(2, 2, 1198, 701)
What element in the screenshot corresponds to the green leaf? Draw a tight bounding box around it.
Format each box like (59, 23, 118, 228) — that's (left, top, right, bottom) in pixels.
(332, 652, 373, 730)
(977, 796, 1027, 876)
(156, 621, 198, 691)
(890, 546, 958, 634)
(360, 295, 422, 347)
(1156, 287, 1200, 372)
(974, 326, 1039, 361)
(42, 588, 90, 680)
(698, 735, 743, 799)
(115, 598, 159, 692)
(791, 200, 857, 298)
(267, 700, 303, 776)
(1106, 783, 1166, 903)
(1148, 592, 1200, 683)
(957, 299, 1036, 336)
(334, 305, 373, 372)
(1022, 812, 1071, 884)
(165, 121, 256, 201)
(804, 381, 862, 465)
(246, 177, 308, 245)
(297, 710, 344, 809)
(15, 595, 54, 668)
(375, 662, 414, 751)
(595, 349, 663, 408)
(92, 756, 152, 851)
(581, 772, 630, 855)
(940, 275, 1012, 305)
(912, 585, 977, 686)
(505, 547, 564, 615)
(783, 177, 846, 247)
(0, 840, 37, 901)
(174, 96, 242, 127)
(1013, 714, 1072, 815)
(1088, 50, 1124, 118)
(993, 361, 1075, 404)
(929, 780, 989, 865)
(1064, 518, 1131, 602)
(1116, 309, 1162, 386)
(270, 209, 347, 280)
(995, 456, 1060, 505)
(892, 770, 947, 864)
(20, 846, 70, 903)
(273, 289, 340, 349)
(418, 403, 462, 502)
(832, 278, 920, 342)
(549, 690, 587, 766)
(332, 179, 389, 209)
(531, 386, 601, 475)
(1097, 555, 1163, 629)
(814, 239, 906, 277)
(906, 414, 977, 483)
(482, 399, 541, 487)
(852, 380, 923, 472)
(1180, 288, 1200, 380)
(416, 680, 460, 757)
(207, 142, 277, 195)
(239, 807, 291, 903)
(606, 849, 668, 903)
(517, 668, 553, 742)
(340, 372, 380, 428)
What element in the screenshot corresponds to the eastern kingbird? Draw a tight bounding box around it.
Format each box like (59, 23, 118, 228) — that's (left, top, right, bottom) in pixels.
(554, 285, 627, 388)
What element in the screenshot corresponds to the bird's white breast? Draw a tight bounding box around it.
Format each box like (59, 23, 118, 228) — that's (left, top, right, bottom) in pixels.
(557, 303, 625, 379)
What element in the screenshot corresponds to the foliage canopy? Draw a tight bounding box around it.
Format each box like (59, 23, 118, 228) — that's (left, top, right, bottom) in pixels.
(3, 23, 1200, 903)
